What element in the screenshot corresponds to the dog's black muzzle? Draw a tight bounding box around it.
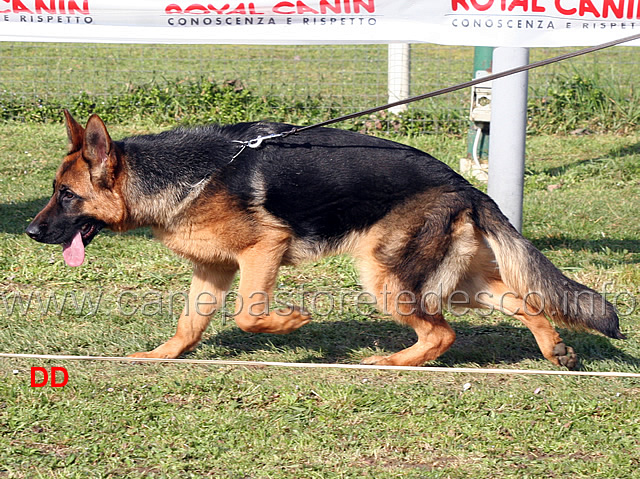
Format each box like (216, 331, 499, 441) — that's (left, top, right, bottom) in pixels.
(26, 216, 105, 246)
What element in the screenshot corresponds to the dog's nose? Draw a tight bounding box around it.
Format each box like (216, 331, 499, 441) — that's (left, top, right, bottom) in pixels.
(26, 222, 44, 241)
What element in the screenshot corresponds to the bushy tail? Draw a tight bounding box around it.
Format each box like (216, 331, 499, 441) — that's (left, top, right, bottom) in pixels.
(474, 197, 625, 340)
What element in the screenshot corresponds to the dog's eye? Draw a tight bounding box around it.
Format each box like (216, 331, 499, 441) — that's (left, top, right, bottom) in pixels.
(60, 189, 76, 201)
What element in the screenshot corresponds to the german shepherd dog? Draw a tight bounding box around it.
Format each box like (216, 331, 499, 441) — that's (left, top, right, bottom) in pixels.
(26, 111, 625, 368)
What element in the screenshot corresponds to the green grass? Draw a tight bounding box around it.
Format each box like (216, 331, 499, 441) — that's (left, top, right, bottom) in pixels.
(1, 122, 639, 477)
(2, 43, 640, 133)
(2, 363, 640, 478)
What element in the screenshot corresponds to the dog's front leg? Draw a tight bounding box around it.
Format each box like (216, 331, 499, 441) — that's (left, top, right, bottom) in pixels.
(129, 262, 237, 359)
(233, 240, 311, 335)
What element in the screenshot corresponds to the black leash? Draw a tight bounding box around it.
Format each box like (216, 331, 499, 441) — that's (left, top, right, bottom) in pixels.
(231, 32, 640, 154)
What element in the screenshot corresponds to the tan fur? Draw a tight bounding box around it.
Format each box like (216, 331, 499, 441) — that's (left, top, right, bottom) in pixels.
(233, 231, 311, 334)
(483, 233, 532, 305)
(155, 191, 260, 265)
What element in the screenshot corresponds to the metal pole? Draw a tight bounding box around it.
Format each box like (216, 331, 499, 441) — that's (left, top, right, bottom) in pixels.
(487, 47, 530, 233)
(388, 43, 410, 114)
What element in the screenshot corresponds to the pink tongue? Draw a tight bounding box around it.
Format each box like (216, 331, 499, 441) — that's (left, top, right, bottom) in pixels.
(62, 231, 85, 267)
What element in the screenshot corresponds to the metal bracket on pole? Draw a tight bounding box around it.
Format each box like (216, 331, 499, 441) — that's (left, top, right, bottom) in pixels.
(461, 46, 493, 182)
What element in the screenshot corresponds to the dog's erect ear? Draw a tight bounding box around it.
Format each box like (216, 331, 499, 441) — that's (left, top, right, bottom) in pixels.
(64, 109, 84, 153)
(83, 114, 117, 188)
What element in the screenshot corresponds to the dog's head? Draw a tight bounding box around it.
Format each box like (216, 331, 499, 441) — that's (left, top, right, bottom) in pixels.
(26, 111, 127, 267)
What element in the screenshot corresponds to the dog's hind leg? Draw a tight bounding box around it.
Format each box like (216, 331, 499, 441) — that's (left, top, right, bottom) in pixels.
(361, 312, 457, 367)
(356, 252, 456, 367)
(479, 279, 578, 369)
(355, 201, 480, 366)
(457, 237, 578, 369)
(129, 263, 237, 359)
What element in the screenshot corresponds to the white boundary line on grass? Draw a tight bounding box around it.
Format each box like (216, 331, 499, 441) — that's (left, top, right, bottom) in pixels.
(1, 352, 639, 378)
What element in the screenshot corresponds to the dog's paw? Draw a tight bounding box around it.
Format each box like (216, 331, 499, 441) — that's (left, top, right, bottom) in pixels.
(552, 342, 578, 370)
(128, 351, 150, 358)
(236, 306, 311, 334)
(127, 351, 165, 359)
(265, 306, 312, 334)
(360, 355, 390, 366)
(127, 349, 177, 360)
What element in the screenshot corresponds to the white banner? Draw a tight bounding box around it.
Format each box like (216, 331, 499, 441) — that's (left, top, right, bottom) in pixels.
(1, 0, 640, 46)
